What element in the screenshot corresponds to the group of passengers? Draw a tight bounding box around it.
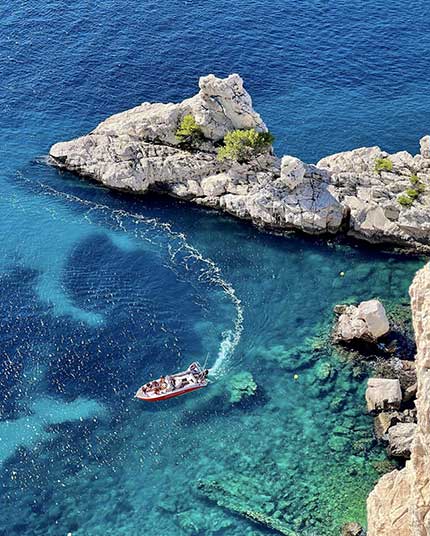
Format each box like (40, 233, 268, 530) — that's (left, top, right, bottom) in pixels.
(142, 376, 169, 395)
(141, 364, 210, 396)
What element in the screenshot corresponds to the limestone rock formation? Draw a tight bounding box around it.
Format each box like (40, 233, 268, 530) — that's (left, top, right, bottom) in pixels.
(365, 378, 402, 412)
(367, 263, 430, 535)
(333, 299, 390, 343)
(49, 74, 430, 250)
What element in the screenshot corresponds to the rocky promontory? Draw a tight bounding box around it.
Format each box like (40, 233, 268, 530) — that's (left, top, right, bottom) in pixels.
(49, 74, 430, 252)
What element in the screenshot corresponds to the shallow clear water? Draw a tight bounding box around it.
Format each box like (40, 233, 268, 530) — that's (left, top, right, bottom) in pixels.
(0, 2, 427, 535)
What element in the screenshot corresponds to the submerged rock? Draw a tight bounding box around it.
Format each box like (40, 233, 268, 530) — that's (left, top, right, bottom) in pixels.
(365, 378, 402, 412)
(49, 73, 430, 251)
(227, 371, 257, 403)
(334, 299, 390, 344)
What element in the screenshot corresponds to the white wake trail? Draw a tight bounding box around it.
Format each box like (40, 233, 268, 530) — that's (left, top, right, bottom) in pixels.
(16, 173, 243, 377)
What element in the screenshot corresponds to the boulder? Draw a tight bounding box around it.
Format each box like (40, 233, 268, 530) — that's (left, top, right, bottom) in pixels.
(374, 411, 399, 439)
(334, 299, 390, 343)
(341, 521, 364, 536)
(366, 378, 402, 412)
(387, 422, 417, 459)
(403, 382, 417, 403)
(280, 155, 306, 190)
(419, 134, 430, 159)
(358, 300, 390, 338)
(374, 409, 417, 440)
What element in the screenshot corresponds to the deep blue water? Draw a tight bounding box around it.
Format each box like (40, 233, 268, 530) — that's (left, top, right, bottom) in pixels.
(0, 2, 427, 535)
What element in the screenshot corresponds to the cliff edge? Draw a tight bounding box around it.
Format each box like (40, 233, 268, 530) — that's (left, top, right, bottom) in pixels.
(367, 262, 430, 535)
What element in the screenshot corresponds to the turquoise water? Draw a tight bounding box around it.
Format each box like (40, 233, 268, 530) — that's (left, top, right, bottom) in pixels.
(0, 1, 427, 535)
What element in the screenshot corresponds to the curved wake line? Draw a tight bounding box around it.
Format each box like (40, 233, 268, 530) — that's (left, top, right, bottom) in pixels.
(15, 172, 243, 377)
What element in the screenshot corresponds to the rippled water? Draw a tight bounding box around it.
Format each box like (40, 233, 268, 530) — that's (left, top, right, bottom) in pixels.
(0, 1, 428, 535)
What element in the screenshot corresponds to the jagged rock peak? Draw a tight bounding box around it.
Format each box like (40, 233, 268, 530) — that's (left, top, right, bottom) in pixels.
(194, 73, 267, 141)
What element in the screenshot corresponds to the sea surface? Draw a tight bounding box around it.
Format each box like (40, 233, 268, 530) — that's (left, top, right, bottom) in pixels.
(0, 1, 428, 535)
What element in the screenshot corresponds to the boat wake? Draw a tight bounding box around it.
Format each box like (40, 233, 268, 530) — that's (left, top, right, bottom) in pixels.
(15, 171, 243, 378)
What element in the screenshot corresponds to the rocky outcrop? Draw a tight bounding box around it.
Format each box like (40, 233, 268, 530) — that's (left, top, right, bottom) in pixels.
(318, 146, 430, 250)
(367, 263, 430, 535)
(49, 74, 430, 250)
(333, 299, 390, 343)
(49, 74, 344, 237)
(365, 378, 402, 412)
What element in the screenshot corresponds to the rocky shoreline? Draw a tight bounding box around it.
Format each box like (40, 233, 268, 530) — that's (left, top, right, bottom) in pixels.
(49, 73, 430, 253)
(332, 266, 430, 536)
(365, 263, 430, 536)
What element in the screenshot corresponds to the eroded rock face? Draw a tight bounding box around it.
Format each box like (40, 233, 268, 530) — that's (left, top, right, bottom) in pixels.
(334, 299, 390, 343)
(49, 74, 430, 249)
(367, 263, 430, 535)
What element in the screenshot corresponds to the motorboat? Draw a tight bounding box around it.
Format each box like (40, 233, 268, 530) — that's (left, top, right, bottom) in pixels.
(135, 362, 209, 402)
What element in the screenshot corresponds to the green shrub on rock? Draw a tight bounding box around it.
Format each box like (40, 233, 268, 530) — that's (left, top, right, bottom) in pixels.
(374, 157, 393, 173)
(410, 174, 426, 193)
(217, 128, 274, 163)
(405, 188, 420, 200)
(398, 194, 414, 207)
(175, 114, 204, 147)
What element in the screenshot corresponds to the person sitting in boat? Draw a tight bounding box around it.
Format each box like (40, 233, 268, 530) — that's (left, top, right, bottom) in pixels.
(189, 362, 200, 376)
(159, 377, 167, 391)
(167, 375, 176, 390)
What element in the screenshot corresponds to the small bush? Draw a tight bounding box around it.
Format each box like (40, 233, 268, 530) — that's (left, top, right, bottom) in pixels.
(410, 174, 426, 194)
(405, 188, 420, 200)
(374, 157, 393, 173)
(217, 128, 274, 163)
(398, 194, 414, 207)
(175, 114, 203, 147)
